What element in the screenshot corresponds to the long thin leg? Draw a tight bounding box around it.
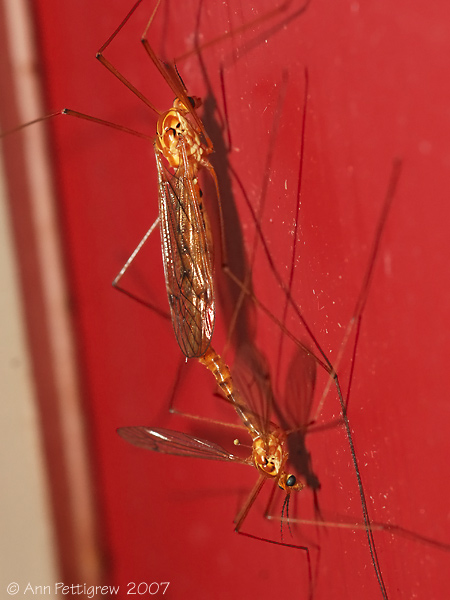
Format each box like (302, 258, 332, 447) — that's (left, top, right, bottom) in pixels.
(1, 111, 61, 137)
(234, 475, 309, 551)
(112, 216, 169, 318)
(96, 0, 162, 115)
(220, 69, 292, 355)
(234, 476, 313, 598)
(1, 109, 151, 140)
(268, 511, 450, 552)
(166, 351, 247, 430)
(274, 68, 309, 385)
(315, 159, 403, 417)
(227, 164, 401, 600)
(62, 109, 152, 139)
(219, 84, 401, 600)
(174, 0, 313, 64)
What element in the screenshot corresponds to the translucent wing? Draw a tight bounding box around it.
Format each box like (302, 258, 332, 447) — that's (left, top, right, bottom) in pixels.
(276, 348, 319, 490)
(231, 344, 274, 438)
(280, 346, 316, 430)
(118, 427, 249, 463)
(155, 140, 215, 358)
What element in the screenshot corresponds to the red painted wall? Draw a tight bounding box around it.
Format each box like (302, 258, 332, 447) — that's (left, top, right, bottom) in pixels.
(13, 0, 450, 597)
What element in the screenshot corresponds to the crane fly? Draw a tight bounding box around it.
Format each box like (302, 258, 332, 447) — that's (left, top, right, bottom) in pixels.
(1, 0, 316, 362)
(0, 0, 220, 359)
(1, 0, 301, 360)
(118, 343, 310, 553)
(97, 0, 220, 359)
(101, 0, 308, 359)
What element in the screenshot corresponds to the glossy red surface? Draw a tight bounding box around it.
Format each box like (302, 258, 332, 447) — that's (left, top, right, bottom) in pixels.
(19, 0, 450, 597)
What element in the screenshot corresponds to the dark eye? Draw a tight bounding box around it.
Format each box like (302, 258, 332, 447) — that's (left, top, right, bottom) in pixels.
(187, 96, 196, 108)
(286, 475, 296, 487)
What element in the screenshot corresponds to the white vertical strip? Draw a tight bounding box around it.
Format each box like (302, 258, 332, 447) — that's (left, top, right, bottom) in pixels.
(0, 143, 58, 588)
(2, 0, 100, 583)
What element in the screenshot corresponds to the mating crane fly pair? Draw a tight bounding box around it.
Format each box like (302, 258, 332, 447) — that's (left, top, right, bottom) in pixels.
(102, 9, 398, 600)
(0, 0, 306, 516)
(105, 2, 405, 590)
(92, 0, 306, 519)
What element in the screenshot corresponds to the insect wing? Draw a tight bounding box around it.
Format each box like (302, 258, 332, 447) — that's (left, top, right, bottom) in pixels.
(155, 142, 215, 358)
(117, 427, 248, 463)
(280, 348, 320, 490)
(231, 345, 274, 438)
(279, 347, 317, 431)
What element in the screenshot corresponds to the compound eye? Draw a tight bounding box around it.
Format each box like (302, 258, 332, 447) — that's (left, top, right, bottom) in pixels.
(286, 475, 297, 487)
(187, 96, 196, 108)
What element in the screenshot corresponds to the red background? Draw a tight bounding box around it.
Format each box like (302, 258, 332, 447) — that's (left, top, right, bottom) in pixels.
(5, 0, 450, 598)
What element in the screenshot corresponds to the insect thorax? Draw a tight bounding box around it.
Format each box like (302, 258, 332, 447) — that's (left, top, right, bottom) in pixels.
(252, 432, 285, 480)
(155, 108, 204, 170)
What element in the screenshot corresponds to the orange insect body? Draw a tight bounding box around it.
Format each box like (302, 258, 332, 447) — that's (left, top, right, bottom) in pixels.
(198, 346, 302, 493)
(155, 132, 215, 358)
(87, 0, 221, 360)
(119, 343, 304, 547)
(0, 0, 221, 361)
(148, 82, 218, 358)
(155, 96, 210, 172)
(252, 430, 302, 492)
